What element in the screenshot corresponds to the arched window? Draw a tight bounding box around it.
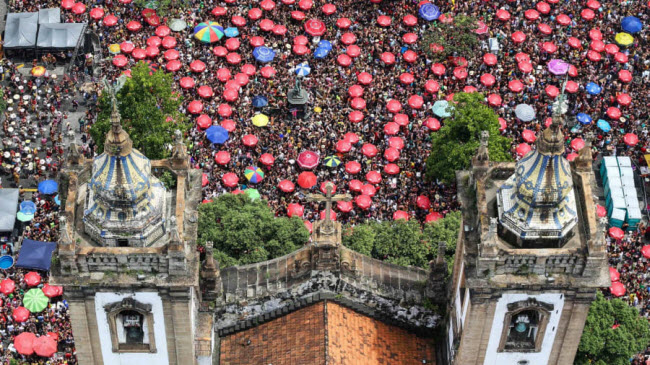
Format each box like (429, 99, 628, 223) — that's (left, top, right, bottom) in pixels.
(498, 298, 553, 353)
(105, 298, 156, 353)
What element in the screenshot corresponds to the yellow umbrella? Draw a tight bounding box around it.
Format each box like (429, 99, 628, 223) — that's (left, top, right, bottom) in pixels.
(314, 106, 322, 113)
(108, 43, 121, 54)
(30, 66, 46, 77)
(615, 32, 634, 46)
(252, 114, 269, 127)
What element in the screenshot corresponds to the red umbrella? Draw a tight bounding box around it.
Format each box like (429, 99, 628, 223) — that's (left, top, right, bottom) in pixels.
(346, 45, 361, 58)
(403, 33, 418, 44)
(33, 336, 58, 358)
(393, 114, 409, 126)
(605, 43, 620, 55)
(72, 2, 86, 14)
(536, 1, 550, 13)
(103, 14, 118, 26)
(214, 151, 231, 164)
(226, 38, 240, 51)
(516, 143, 532, 157)
(350, 97, 366, 110)
(496, 9, 511, 21)
(297, 151, 320, 169)
(202, 173, 209, 187)
(538, 23, 552, 35)
(366, 171, 382, 184)
(581, 8, 595, 21)
(344, 132, 359, 144)
(0, 279, 15, 295)
(403, 50, 417, 63)
(278, 180, 295, 192)
(429, 43, 444, 53)
(260, 66, 276, 78)
(399, 73, 414, 85)
(384, 163, 400, 175)
(408, 95, 424, 109)
(226, 53, 242, 65)
(360, 184, 376, 197)
(480, 73, 496, 87)
(164, 60, 181, 72)
(565, 81, 579, 93)
(415, 196, 431, 210)
(164, 49, 179, 61)
(453, 67, 468, 79)
(609, 227, 625, 240)
(259, 153, 275, 166)
(345, 161, 361, 174)
(212, 46, 227, 57)
(336, 140, 352, 153)
(298, 0, 312, 9)
(483, 53, 497, 66)
(246, 37, 264, 48)
(556, 14, 571, 26)
(609, 267, 620, 282)
(425, 117, 441, 131)
(336, 201, 353, 213)
(291, 11, 306, 21)
(384, 148, 400, 162)
(377, 15, 392, 26)
(293, 35, 308, 46)
(357, 72, 372, 85)
(234, 73, 249, 86)
(515, 53, 530, 64)
(90, 7, 105, 19)
(610, 281, 626, 297)
(349, 180, 363, 192)
(179, 77, 195, 89)
(381, 52, 396, 65)
(298, 172, 317, 188)
(425, 212, 443, 223)
(190, 60, 206, 73)
(112, 55, 128, 68)
(355, 195, 372, 210)
(126, 20, 142, 31)
(570, 65, 579, 77)
(499, 118, 507, 132)
(511, 31, 526, 44)
(566, 37, 581, 49)
(221, 119, 236, 132)
(431, 63, 446, 76)
(231, 15, 246, 26)
(61, 0, 75, 8)
(337, 17, 352, 29)
(293, 44, 310, 55)
(241, 64, 256, 76)
(337, 54, 352, 67)
(566, 153, 579, 162)
(425, 79, 440, 93)
(361, 144, 378, 157)
(14, 332, 36, 356)
(403, 14, 417, 26)
(287, 203, 304, 218)
(519, 130, 536, 144)
(146, 36, 161, 48)
(272, 25, 287, 35)
(222, 173, 239, 187)
(225, 80, 240, 91)
(542, 42, 557, 53)
(508, 80, 524, 93)
(304, 19, 326, 36)
(304, 220, 312, 233)
(606, 107, 621, 120)
(348, 111, 364, 123)
(42, 284, 61, 298)
(197, 114, 212, 129)
(393, 210, 409, 221)
(618, 70, 632, 83)
(384, 122, 400, 135)
(596, 204, 607, 218)
(131, 48, 146, 60)
(570, 138, 585, 150)
(386, 100, 402, 113)
(260, 19, 275, 32)
(617, 93, 632, 106)
(545, 85, 559, 98)
(13, 307, 30, 323)
(214, 69, 230, 83)
(589, 28, 603, 41)
(587, 0, 601, 9)
(188, 100, 203, 114)
(590, 40, 605, 53)
(320, 182, 337, 194)
(388, 137, 404, 150)
(25, 272, 41, 287)
(614, 52, 628, 64)
(524, 9, 539, 21)
(623, 133, 639, 146)
(341, 32, 357, 45)
(642, 245, 650, 259)
(260, 0, 275, 10)
(242, 134, 258, 147)
(487, 94, 502, 107)
(518, 62, 533, 73)
(212, 6, 226, 16)
(120, 41, 134, 54)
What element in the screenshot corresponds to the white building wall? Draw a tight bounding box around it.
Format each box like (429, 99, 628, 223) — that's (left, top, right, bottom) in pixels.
(95, 292, 170, 365)
(483, 292, 565, 365)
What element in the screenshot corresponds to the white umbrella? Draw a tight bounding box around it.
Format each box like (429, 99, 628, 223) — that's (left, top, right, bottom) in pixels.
(515, 104, 536, 122)
(13, 95, 19, 100)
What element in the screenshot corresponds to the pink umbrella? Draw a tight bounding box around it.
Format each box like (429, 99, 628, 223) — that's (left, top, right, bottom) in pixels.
(538, 23, 552, 35)
(297, 151, 320, 169)
(164, 49, 179, 61)
(305, 19, 326, 36)
(348, 111, 364, 123)
(483, 53, 497, 66)
(402, 33, 418, 44)
(350, 97, 366, 110)
(361, 144, 378, 157)
(623, 133, 639, 146)
(511, 31, 526, 44)
(384, 148, 400, 162)
(320, 209, 337, 221)
(320, 182, 337, 194)
(0, 279, 15, 295)
(218, 104, 233, 117)
(120, 41, 134, 53)
(337, 54, 352, 67)
(216, 68, 231, 82)
(214, 151, 230, 164)
(381, 52, 396, 65)
(349, 180, 363, 192)
(545, 85, 559, 98)
(393, 114, 409, 126)
(278, 180, 295, 192)
(566, 152, 578, 162)
(345, 161, 361, 174)
(403, 14, 417, 26)
(398, 73, 415, 85)
(566, 37, 581, 49)
(234, 73, 249, 86)
(386, 99, 402, 113)
(287, 203, 304, 218)
(242, 134, 259, 147)
(408, 95, 424, 109)
(304, 220, 312, 233)
(337, 17, 352, 29)
(14, 332, 35, 356)
(222, 173, 239, 187)
(388, 137, 404, 150)
(146, 36, 161, 47)
(570, 65, 579, 77)
(499, 118, 507, 132)
(145, 46, 159, 58)
(487, 94, 502, 107)
(522, 129, 537, 143)
(249, 36, 265, 47)
(516, 143, 532, 157)
(618, 70, 632, 83)
(570, 138, 585, 150)
(642, 245, 650, 259)
(480, 73, 496, 87)
(596, 205, 607, 218)
(366, 171, 382, 184)
(260, 66, 276, 78)
(61, 0, 75, 9)
(425, 117, 441, 131)
(475, 21, 489, 34)
(336, 140, 352, 153)
(431, 63, 446, 76)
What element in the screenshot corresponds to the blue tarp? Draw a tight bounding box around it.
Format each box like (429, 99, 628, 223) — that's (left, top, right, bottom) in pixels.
(15, 239, 57, 271)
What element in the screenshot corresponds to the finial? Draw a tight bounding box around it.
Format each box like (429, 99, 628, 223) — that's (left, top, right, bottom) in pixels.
(110, 102, 122, 136)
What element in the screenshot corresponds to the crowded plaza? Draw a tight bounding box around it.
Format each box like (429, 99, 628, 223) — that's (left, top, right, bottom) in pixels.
(0, 0, 650, 361)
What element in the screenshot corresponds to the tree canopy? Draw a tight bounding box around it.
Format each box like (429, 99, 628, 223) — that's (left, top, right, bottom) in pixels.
(198, 194, 310, 267)
(342, 211, 461, 272)
(426, 92, 512, 183)
(575, 291, 650, 365)
(90, 62, 189, 159)
(422, 15, 479, 61)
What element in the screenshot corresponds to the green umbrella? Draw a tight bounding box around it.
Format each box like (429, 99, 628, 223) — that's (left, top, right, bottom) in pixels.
(323, 155, 341, 167)
(16, 212, 34, 222)
(144, 0, 159, 9)
(23, 288, 49, 313)
(169, 19, 187, 32)
(245, 188, 261, 201)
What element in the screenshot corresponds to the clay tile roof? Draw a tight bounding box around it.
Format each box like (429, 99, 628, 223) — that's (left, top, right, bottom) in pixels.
(219, 301, 436, 365)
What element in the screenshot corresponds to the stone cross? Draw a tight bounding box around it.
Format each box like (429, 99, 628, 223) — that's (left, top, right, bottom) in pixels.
(307, 182, 351, 234)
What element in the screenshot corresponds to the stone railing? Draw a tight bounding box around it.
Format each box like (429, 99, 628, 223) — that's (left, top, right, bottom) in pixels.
(75, 246, 169, 273)
(479, 251, 586, 277)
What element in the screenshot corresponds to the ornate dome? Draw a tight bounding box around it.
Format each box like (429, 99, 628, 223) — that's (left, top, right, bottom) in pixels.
(514, 150, 573, 208)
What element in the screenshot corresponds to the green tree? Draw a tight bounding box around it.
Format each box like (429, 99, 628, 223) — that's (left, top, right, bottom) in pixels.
(422, 15, 479, 61)
(0, 89, 6, 115)
(90, 62, 189, 159)
(342, 223, 376, 257)
(423, 211, 461, 274)
(198, 194, 309, 267)
(575, 292, 650, 365)
(426, 92, 512, 183)
(372, 220, 430, 267)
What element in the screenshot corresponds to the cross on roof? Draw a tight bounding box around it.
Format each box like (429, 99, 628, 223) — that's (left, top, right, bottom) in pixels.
(306, 182, 351, 235)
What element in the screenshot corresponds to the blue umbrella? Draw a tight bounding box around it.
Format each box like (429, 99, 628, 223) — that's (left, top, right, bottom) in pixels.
(205, 126, 229, 144)
(252, 46, 275, 63)
(295, 63, 311, 77)
(37, 180, 58, 194)
(576, 113, 592, 125)
(432, 100, 452, 118)
(585, 82, 601, 95)
(54, 195, 61, 205)
(224, 27, 239, 38)
(252, 95, 268, 108)
(19, 201, 37, 214)
(314, 47, 329, 59)
(318, 40, 332, 51)
(597, 119, 611, 132)
(621, 16, 642, 34)
(419, 3, 440, 21)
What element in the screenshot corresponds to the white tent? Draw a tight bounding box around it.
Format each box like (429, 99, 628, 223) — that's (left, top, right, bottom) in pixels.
(38, 8, 61, 24)
(36, 23, 86, 49)
(4, 12, 38, 48)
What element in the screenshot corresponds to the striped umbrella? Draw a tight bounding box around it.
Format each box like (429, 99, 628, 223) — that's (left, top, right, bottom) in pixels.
(323, 155, 341, 167)
(194, 22, 224, 43)
(295, 63, 311, 77)
(244, 166, 265, 183)
(23, 289, 49, 313)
